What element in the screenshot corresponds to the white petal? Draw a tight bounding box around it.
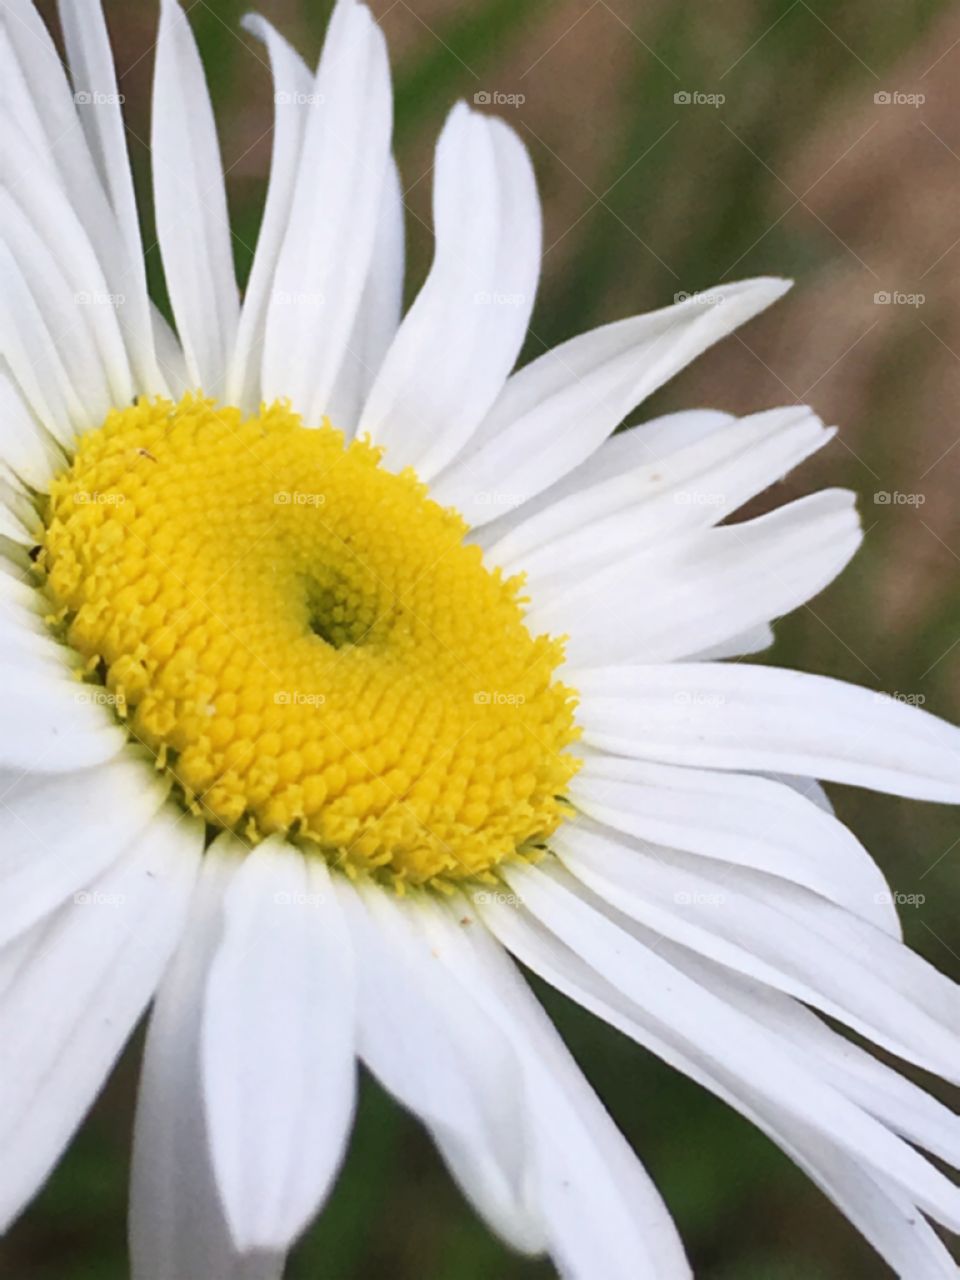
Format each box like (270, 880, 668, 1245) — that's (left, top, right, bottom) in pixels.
(689, 622, 774, 661)
(360, 105, 540, 477)
(482, 406, 831, 570)
(416, 896, 692, 1280)
(130, 836, 284, 1280)
(528, 489, 861, 665)
(479, 890, 960, 1280)
(0, 367, 61, 494)
(573, 662, 960, 802)
(225, 17, 313, 411)
(0, 803, 200, 1230)
(325, 158, 405, 436)
(152, 0, 239, 397)
(492, 865, 960, 1231)
(261, 0, 392, 425)
(56, 0, 163, 393)
(431, 278, 791, 525)
(0, 166, 131, 420)
(333, 876, 545, 1252)
(202, 841, 356, 1252)
(0, 659, 127, 771)
(567, 754, 898, 934)
(0, 758, 170, 946)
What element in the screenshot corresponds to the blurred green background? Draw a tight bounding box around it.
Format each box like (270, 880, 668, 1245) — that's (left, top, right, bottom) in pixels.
(10, 0, 960, 1275)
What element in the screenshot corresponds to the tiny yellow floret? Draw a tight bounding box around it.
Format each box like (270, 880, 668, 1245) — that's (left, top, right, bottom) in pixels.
(41, 395, 580, 885)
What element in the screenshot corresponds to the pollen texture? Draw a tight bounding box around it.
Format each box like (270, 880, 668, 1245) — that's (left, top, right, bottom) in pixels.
(40, 395, 580, 885)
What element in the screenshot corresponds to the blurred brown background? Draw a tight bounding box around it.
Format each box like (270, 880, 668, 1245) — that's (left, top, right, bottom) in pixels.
(9, 0, 960, 1276)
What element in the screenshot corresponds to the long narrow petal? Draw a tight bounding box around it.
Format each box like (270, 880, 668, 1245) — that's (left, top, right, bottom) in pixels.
(483, 406, 831, 571)
(416, 896, 692, 1280)
(359, 105, 540, 477)
(0, 804, 200, 1230)
(431, 278, 791, 524)
(201, 841, 356, 1252)
(56, 0, 163, 392)
(130, 837, 283, 1280)
(565, 757, 898, 934)
(152, 0, 239, 397)
(527, 489, 860, 665)
(573, 662, 960, 802)
(225, 17, 313, 411)
(479, 891, 960, 1280)
(261, 0, 392, 425)
(333, 876, 545, 1252)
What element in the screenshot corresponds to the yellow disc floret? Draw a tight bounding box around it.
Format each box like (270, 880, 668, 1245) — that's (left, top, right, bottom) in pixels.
(40, 395, 580, 886)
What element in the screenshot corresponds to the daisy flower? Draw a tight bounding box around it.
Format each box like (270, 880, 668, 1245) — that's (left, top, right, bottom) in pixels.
(2, 1, 960, 1277)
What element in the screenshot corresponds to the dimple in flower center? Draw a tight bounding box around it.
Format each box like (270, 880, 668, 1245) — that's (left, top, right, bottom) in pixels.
(40, 395, 581, 887)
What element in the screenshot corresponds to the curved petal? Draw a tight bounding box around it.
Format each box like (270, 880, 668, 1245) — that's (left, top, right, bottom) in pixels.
(479, 890, 960, 1280)
(201, 841, 356, 1252)
(260, 0, 392, 426)
(416, 895, 692, 1280)
(431, 277, 791, 525)
(225, 17, 313, 411)
(333, 876, 545, 1252)
(0, 803, 201, 1231)
(566, 755, 898, 934)
(573, 662, 960, 802)
(359, 105, 540, 477)
(130, 836, 284, 1280)
(527, 489, 861, 665)
(152, 0, 239, 397)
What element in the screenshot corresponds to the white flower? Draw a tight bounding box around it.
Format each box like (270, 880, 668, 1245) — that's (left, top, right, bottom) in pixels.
(1, 1, 959, 1278)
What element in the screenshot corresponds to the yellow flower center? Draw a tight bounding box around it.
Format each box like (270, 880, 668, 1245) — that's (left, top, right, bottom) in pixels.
(40, 395, 580, 887)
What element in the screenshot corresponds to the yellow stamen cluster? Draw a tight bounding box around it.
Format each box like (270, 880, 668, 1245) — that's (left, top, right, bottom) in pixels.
(41, 395, 580, 886)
